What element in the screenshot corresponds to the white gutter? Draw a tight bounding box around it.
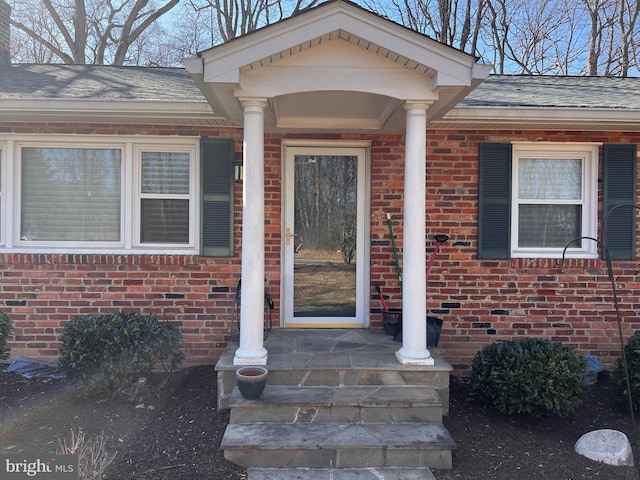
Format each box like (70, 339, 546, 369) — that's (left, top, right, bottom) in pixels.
(0, 98, 224, 122)
(437, 106, 640, 128)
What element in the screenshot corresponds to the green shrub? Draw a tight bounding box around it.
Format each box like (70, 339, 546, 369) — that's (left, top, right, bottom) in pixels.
(613, 332, 640, 412)
(59, 312, 185, 400)
(0, 311, 13, 361)
(470, 338, 587, 415)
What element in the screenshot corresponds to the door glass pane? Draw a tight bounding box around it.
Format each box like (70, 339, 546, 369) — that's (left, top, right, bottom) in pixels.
(294, 155, 357, 317)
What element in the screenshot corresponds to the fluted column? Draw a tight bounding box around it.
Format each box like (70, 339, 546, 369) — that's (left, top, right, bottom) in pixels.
(396, 101, 434, 365)
(234, 97, 268, 366)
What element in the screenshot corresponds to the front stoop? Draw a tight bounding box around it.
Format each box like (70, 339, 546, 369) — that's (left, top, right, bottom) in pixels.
(217, 330, 455, 476)
(246, 467, 437, 480)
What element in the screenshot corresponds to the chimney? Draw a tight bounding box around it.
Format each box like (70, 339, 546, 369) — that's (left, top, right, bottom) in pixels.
(0, 0, 10, 67)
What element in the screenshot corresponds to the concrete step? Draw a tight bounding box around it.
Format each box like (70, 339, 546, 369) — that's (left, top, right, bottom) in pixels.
(215, 337, 453, 411)
(218, 366, 451, 413)
(247, 466, 437, 479)
(221, 422, 455, 469)
(229, 385, 443, 424)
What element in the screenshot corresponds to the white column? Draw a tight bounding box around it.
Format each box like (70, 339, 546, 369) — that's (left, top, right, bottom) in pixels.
(396, 101, 434, 366)
(234, 97, 268, 366)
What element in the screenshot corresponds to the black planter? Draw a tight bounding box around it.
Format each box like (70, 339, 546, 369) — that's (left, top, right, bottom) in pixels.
(381, 308, 402, 336)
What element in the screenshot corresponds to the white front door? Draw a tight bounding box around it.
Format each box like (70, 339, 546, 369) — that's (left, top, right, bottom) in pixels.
(282, 144, 369, 328)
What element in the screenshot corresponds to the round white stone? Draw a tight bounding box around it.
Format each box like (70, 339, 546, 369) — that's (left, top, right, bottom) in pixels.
(575, 429, 634, 466)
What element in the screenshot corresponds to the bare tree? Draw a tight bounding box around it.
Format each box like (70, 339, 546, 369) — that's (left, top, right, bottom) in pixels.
(9, 2, 59, 63)
(189, 0, 319, 43)
(614, 0, 640, 76)
(485, 0, 587, 74)
(8, 0, 180, 65)
(135, 1, 220, 66)
(362, 0, 487, 55)
(581, 0, 640, 76)
(582, 0, 615, 74)
(7, 0, 640, 75)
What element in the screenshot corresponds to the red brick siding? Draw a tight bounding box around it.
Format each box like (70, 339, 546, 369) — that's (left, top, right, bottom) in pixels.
(425, 130, 640, 373)
(0, 123, 639, 374)
(1, 253, 239, 366)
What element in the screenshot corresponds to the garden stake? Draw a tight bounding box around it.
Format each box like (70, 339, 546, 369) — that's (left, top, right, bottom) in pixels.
(426, 234, 449, 285)
(386, 213, 402, 291)
(375, 284, 389, 312)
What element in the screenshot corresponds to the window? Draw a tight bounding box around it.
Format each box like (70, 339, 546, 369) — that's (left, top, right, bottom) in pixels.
(511, 144, 598, 258)
(479, 143, 637, 260)
(21, 146, 122, 243)
(135, 148, 194, 246)
(0, 136, 234, 255)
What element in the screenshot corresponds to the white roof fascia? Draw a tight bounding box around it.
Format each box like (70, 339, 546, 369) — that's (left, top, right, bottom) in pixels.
(183, 57, 203, 74)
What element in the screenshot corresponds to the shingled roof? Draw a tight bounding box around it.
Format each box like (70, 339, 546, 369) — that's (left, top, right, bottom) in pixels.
(0, 64, 205, 101)
(461, 75, 640, 110)
(2, 65, 639, 109)
(0, 64, 639, 128)
(0, 64, 223, 125)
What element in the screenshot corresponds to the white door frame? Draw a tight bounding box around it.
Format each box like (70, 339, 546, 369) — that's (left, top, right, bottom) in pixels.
(281, 140, 371, 328)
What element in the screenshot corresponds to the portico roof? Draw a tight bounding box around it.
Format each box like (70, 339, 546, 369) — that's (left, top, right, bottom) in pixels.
(184, 0, 491, 133)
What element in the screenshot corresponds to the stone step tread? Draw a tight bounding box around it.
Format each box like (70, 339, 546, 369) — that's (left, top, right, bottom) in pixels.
(221, 422, 456, 451)
(247, 466, 436, 479)
(230, 384, 442, 408)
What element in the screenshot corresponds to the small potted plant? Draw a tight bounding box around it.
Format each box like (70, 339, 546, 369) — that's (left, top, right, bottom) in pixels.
(235, 366, 268, 399)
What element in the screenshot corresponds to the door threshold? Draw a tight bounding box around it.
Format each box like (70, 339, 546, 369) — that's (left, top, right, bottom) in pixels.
(285, 322, 364, 329)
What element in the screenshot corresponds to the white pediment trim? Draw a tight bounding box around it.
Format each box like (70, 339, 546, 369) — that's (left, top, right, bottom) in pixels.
(187, 0, 491, 132)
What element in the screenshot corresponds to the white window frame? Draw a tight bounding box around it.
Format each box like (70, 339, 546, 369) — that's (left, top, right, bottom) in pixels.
(511, 142, 600, 259)
(132, 144, 197, 249)
(0, 135, 200, 254)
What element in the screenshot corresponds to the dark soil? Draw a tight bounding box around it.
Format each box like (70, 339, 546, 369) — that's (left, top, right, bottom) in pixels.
(1, 365, 639, 480)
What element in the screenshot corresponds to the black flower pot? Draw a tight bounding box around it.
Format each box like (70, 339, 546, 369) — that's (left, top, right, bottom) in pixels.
(382, 308, 402, 336)
(236, 366, 268, 399)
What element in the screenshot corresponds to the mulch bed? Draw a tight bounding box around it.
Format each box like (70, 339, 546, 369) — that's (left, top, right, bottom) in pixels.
(1, 365, 639, 479)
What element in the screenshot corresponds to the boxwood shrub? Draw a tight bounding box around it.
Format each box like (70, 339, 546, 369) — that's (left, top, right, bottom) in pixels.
(59, 312, 185, 400)
(613, 332, 640, 412)
(471, 338, 587, 415)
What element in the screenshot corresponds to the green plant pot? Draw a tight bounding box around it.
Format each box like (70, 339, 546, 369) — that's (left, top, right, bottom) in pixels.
(236, 366, 268, 400)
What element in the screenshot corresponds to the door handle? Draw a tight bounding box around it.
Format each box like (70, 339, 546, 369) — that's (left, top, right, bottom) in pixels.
(286, 228, 299, 245)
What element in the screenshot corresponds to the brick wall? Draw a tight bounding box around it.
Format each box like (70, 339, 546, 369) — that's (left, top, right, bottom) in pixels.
(423, 129, 640, 373)
(1, 253, 240, 366)
(1, 123, 639, 374)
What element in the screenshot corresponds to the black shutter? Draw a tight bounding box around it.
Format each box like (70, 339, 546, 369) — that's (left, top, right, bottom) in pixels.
(478, 143, 512, 259)
(603, 144, 637, 260)
(201, 138, 234, 257)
